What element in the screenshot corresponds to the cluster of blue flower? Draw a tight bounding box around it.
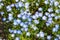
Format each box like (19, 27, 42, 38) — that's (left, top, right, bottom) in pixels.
(0, 0, 60, 40)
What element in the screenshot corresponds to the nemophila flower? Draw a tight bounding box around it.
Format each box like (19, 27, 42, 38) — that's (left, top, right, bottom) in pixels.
(54, 16, 59, 20)
(15, 37, 20, 40)
(0, 12, 4, 16)
(8, 13, 13, 17)
(47, 20, 53, 24)
(26, 32, 30, 36)
(34, 20, 39, 24)
(46, 22, 50, 26)
(35, 12, 39, 18)
(28, 18, 32, 22)
(48, 14, 51, 18)
(15, 3, 19, 9)
(0, 3, 4, 6)
(10, 4, 14, 7)
(17, 14, 22, 18)
(18, 2, 24, 7)
(48, 17, 52, 21)
(39, 31, 44, 37)
(39, 13, 43, 17)
(52, 28, 58, 32)
(2, 18, 6, 21)
(6, 5, 12, 12)
(33, 26, 38, 30)
(15, 0, 19, 2)
(16, 19, 21, 24)
(14, 30, 17, 34)
(44, 0, 49, 4)
(24, 27, 28, 32)
(13, 20, 18, 25)
(42, 16, 47, 20)
(55, 24, 59, 29)
(32, 15, 37, 19)
(20, 22, 24, 26)
(8, 16, 13, 21)
(54, 1, 59, 6)
(17, 30, 22, 34)
(11, 34, 15, 37)
(0, 0, 2, 2)
(25, 2, 29, 8)
(45, 12, 49, 16)
(23, 24, 28, 28)
(50, 13, 55, 17)
(55, 9, 60, 13)
(9, 29, 14, 33)
(48, 8, 53, 12)
(38, 7, 43, 11)
(47, 35, 51, 40)
(22, 15, 27, 20)
(36, 33, 40, 37)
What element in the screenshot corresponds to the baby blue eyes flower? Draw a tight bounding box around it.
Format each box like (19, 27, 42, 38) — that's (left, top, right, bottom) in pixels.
(8, 16, 13, 21)
(15, 37, 20, 40)
(38, 7, 43, 11)
(17, 14, 22, 18)
(54, 1, 59, 6)
(55, 16, 59, 20)
(8, 13, 13, 17)
(55, 9, 60, 13)
(18, 2, 24, 7)
(46, 22, 50, 26)
(47, 35, 51, 40)
(45, 12, 49, 16)
(44, 1, 49, 4)
(25, 2, 29, 9)
(42, 16, 47, 20)
(26, 32, 30, 36)
(17, 30, 22, 34)
(23, 24, 28, 28)
(55, 24, 59, 29)
(22, 15, 27, 20)
(24, 28, 28, 32)
(10, 4, 14, 7)
(0, 12, 4, 16)
(15, 0, 19, 2)
(6, 5, 12, 12)
(48, 8, 53, 12)
(39, 13, 43, 17)
(52, 28, 58, 32)
(20, 22, 24, 26)
(39, 31, 44, 37)
(16, 19, 21, 24)
(34, 20, 39, 24)
(2, 18, 6, 21)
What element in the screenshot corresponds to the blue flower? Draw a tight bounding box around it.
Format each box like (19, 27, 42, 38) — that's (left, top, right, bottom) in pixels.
(16, 19, 21, 24)
(34, 20, 39, 24)
(2, 18, 6, 21)
(47, 35, 51, 40)
(38, 7, 43, 11)
(8, 16, 13, 21)
(42, 16, 47, 20)
(17, 30, 22, 34)
(24, 27, 28, 32)
(15, 37, 20, 40)
(20, 22, 24, 26)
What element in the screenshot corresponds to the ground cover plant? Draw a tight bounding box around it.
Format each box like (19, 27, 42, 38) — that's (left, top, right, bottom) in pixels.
(0, 0, 60, 40)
